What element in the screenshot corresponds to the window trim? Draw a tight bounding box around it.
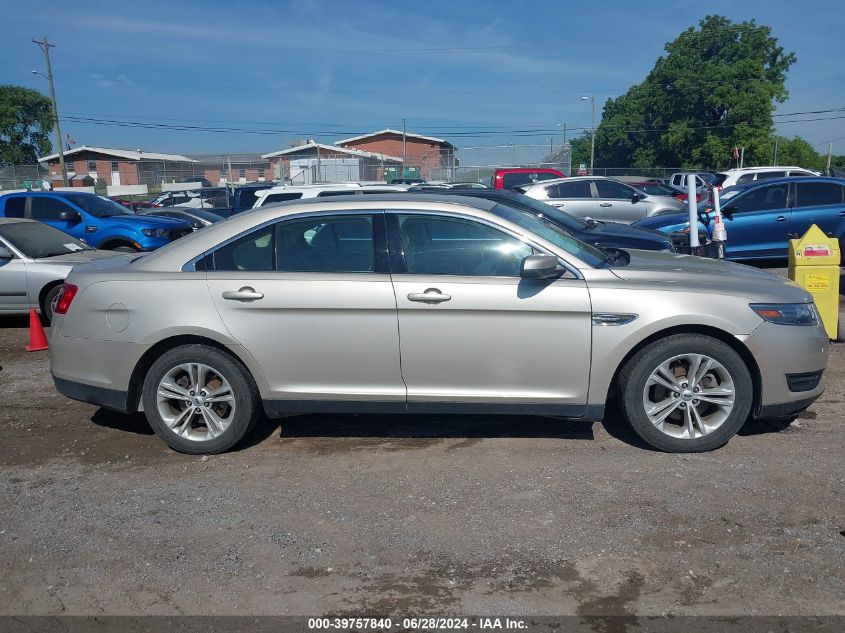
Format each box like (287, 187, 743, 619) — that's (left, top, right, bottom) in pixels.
(182, 209, 389, 274)
(384, 209, 582, 279)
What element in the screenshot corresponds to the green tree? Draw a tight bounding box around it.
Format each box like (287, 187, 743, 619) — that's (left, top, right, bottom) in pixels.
(0, 85, 54, 166)
(594, 15, 796, 169)
(569, 133, 591, 173)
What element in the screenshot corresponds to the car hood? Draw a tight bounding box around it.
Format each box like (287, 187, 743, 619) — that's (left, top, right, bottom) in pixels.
(99, 215, 191, 230)
(590, 221, 672, 242)
(33, 249, 134, 265)
(609, 249, 811, 302)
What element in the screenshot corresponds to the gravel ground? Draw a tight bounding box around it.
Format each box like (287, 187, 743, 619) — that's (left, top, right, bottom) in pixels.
(0, 272, 843, 618)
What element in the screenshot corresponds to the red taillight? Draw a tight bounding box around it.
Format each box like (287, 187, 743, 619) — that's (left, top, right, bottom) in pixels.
(54, 283, 78, 315)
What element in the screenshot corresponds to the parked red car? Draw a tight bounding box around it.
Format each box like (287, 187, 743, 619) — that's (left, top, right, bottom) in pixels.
(491, 167, 566, 190)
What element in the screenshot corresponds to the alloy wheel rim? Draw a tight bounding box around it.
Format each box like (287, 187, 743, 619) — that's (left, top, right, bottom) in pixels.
(641, 353, 735, 439)
(156, 363, 236, 442)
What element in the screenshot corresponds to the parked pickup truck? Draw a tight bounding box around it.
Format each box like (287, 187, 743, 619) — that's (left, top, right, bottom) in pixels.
(0, 191, 192, 252)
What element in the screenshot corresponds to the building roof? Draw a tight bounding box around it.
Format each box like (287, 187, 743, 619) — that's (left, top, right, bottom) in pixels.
(335, 129, 454, 148)
(261, 142, 402, 162)
(38, 146, 197, 163)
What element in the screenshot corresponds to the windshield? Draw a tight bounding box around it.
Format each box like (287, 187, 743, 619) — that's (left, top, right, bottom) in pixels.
(493, 193, 587, 231)
(697, 185, 743, 212)
(63, 194, 135, 217)
(634, 183, 677, 196)
(188, 209, 225, 223)
(489, 203, 606, 267)
(0, 221, 91, 258)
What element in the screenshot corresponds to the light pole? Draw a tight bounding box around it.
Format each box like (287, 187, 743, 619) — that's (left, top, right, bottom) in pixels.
(581, 95, 595, 174)
(32, 36, 68, 187)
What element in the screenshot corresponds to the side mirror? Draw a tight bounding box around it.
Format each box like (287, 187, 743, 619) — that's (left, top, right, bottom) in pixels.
(632, 192, 644, 203)
(520, 254, 562, 279)
(58, 210, 82, 222)
(721, 205, 736, 219)
(0, 245, 13, 259)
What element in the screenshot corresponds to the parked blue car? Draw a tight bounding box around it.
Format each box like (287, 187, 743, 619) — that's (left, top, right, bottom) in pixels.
(0, 191, 193, 252)
(633, 176, 845, 260)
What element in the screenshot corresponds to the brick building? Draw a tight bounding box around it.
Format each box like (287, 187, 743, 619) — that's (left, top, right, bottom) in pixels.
(262, 141, 402, 184)
(38, 146, 196, 188)
(335, 129, 456, 180)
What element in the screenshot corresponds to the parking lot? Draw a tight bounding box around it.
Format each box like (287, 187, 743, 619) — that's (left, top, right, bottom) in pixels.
(0, 268, 843, 618)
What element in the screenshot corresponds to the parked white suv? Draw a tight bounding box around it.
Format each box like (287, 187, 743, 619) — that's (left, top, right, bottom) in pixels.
(715, 167, 818, 189)
(253, 183, 406, 208)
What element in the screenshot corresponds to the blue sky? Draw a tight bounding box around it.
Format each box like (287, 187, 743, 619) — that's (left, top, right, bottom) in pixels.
(2, 0, 844, 163)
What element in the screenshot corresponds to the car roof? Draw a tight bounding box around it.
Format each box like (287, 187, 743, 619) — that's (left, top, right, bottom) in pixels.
(0, 190, 91, 198)
(722, 166, 810, 173)
(724, 175, 844, 192)
(494, 167, 563, 173)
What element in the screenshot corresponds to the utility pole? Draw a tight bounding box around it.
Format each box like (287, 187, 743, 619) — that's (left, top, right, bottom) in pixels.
(773, 137, 779, 166)
(402, 118, 407, 178)
(581, 96, 595, 174)
(739, 147, 745, 169)
(32, 36, 67, 187)
(563, 123, 567, 146)
(826, 143, 833, 175)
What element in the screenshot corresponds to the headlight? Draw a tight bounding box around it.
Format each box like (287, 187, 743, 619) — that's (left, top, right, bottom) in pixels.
(141, 228, 169, 238)
(750, 303, 818, 326)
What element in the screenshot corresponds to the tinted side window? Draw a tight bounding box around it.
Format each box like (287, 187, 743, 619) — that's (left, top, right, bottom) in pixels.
(3, 197, 26, 218)
(397, 214, 532, 277)
(548, 180, 592, 199)
(31, 197, 74, 220)
(595, 180, 636, 199)
(315, 190, 360, 197)
(213, 226, 274, 271)
(789, 171, 814, 178)
(502, 173, 533, 188)
(736, 174, 755, 184)
(263, 192, 303, 204)
(276, 215, 374, 272)
(757, 171, 785, 179)
(796, 182, 843, 207)
(732, 184, 789, 213)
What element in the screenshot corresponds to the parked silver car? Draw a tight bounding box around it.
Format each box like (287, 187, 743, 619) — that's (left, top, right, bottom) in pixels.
(49, 195, 828, 454)
(0, 218, 129, 323)
(520, 176, 685, 223)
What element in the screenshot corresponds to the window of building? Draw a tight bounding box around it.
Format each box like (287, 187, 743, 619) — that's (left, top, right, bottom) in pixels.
(111, 161, 120, 172)
(87, 160, 98, 173)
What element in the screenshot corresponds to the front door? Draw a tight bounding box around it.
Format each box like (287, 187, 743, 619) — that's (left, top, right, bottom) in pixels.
(28, 197, 84, 241)
(592, 179, 649, 223)
(721, 182, 791, 259)
(0, 238, 29, 312)
(387, 212, 593, 414)
(206, 212, 405, 409)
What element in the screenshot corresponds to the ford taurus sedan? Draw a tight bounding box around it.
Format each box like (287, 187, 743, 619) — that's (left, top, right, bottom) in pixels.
(49, 195, 828, 454)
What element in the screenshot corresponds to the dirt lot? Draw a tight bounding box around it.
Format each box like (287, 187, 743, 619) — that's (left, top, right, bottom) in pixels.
(0, 297, 843, 618)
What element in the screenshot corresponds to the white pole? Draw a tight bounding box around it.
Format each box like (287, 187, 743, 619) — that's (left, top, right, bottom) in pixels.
(739, 147, 745, 169)
(712, 186, 727, 242)
(687, 174, 699, 250)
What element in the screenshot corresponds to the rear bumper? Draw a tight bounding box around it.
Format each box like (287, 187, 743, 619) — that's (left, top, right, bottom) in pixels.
(53, 375, 130, 412)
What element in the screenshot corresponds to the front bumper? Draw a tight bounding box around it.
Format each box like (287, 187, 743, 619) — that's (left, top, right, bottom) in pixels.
(741, 320, 829, 417)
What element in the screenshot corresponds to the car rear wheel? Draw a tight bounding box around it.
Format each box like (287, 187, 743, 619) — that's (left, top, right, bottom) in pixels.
(112, 245, 138, 252)
(141, 345, 261, 454)
(41, 284, 63, 325)
(618, 334, 752, 452)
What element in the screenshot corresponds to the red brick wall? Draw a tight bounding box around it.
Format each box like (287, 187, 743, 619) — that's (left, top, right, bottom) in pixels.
(339, 134, 451, 179)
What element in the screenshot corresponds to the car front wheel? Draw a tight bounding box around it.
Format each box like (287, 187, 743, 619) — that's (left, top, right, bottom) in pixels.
(618, 334, 753, 452)
(141, 345, 261, 454)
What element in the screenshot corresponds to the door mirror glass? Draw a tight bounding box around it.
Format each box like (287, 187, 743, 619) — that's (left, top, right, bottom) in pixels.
(520, 254, 561, 279)
(58, 210, 82, 222)
(0, 245, 13, 259)
(631, 192, 644, 203)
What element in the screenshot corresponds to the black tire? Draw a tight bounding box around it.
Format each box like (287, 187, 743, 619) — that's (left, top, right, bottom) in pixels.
(141, 345, 261, 454)
(41, 284, 62, 325)
(111, 245, 138, 252)
(618, 334, 753, 453)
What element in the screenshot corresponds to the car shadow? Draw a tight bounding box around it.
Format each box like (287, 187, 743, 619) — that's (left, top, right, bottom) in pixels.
(90, 408, 155, 435)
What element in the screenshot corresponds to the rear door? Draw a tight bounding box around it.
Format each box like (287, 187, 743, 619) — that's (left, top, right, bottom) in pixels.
(206, 211, 405, 409)
(0, 234, 29, 312)
(387, 211, 592, 413)
(791, 180, 845, 238)
(543, 180, 595, 218)
(721, 182, 792, 259)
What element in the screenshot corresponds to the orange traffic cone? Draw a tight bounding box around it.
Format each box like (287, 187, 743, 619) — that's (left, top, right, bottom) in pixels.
(25, 308, 49, 352)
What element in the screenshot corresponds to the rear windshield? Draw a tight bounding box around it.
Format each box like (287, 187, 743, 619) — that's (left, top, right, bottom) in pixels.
(502, 172, 561, 189)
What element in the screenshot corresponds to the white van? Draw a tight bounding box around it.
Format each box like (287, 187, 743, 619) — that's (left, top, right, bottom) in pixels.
(715, 166, 819, 189)
(252, 183, 407, 208)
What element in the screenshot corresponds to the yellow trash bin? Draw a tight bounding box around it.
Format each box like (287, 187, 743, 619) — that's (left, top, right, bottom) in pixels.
(788, 224, 841, 340)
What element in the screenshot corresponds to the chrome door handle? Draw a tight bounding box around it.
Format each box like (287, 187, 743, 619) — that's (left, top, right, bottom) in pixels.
(407, 288, 451, 304)
(599, 202, 612, 207)
(222, 286, 264, 301)
(839, 211, 845, 217)
(775, 215, 787, 222)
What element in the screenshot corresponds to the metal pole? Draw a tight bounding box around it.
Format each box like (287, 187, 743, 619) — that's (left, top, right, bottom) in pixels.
(590, 96, 596, 174)
(826, 143, 833, 175)
(773, 137, 778, 166)
(32, 36, 67, 187)
(687, 174, 700, 252)
(316, 144, 321, 183)
(563, 123, 567, 146)
(739, 147, 745, 169)
(402, 119, 407, 177)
